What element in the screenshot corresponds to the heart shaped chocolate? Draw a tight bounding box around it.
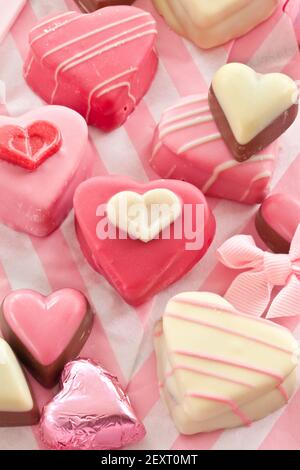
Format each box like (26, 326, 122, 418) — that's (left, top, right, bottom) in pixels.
(151, 94, 278, 204)
(24, 6, 158, 131)
(209, 63, 298, 161)
(1, 289, 94, 388)
(107, 189, 182, 242)
(0, 121, 61, 170)
(154, 292, 300, 434)
(0, 106, 91, 236)
(40, 359, 146, 450)
(74, 176, 215, 305)
(0, 338, 39, 427)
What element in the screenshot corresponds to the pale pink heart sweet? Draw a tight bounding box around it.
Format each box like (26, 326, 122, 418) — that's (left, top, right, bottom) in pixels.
(40, 359, 146, 450)
(0, 105, 92, 236)
(24, 7, 158, 132)
(1, 289, 94, 387)
(74, 176, 216, 305)
(150, 95, 278, 205)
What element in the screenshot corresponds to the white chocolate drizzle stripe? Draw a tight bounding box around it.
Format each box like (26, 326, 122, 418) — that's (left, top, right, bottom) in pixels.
(165, 312, 293, 355)
(161, 107, 210, 127)
(41, 12, 151, 61)
(202, 155, 274, 194)
(240, 171, 273, 202)
(165, 95, 207, 112)
(51, 28, 157, 102)
(30, 14, 82, 46)
(177, 133, 221, 155)
(159, 115, 213, 139)
(86, 67, 138, 120)
(30, 11, 74, 32)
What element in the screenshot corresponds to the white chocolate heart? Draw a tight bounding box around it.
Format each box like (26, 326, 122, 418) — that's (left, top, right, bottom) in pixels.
(106, 189, 182, 243)
(153, 0, 279, 49)
(212, 63, 298, 145)
(154, 292, 299, 434)
(0, 338, 34, 412)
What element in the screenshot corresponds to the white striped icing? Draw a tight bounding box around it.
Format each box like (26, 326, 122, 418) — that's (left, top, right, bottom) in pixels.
(159, 115, 214, 139)
(30, 11, 73, 33)
(51, 25, 157, 102)
(30, 14, 82, 46)
(177, 133, 221, 154)
(202, 155, 274, 194)
(41, 12, 150, 61)
(240, 171, 273, 202)
(86, 67, 138, 120)
(165, 95, 207, 112)
(160, 106, 210, 127)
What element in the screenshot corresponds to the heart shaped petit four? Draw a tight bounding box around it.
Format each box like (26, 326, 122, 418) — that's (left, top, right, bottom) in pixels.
(40, 359, 146, 450)
(154, 292, 299, 434)
(0, 337, 39, 427)
(24, 6, 158, 131)
(0, 106, 91, 237)
(74, 176, 215, 305)
(256, 193, 300, 253)
(153, 0, 279, 49)
(209, 63, 298, 161)
(151, 94, 278, 204)
(1, 289, 94, 388)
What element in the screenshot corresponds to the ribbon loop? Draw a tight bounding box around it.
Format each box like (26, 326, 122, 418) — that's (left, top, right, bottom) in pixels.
(217, 224, 300, 319)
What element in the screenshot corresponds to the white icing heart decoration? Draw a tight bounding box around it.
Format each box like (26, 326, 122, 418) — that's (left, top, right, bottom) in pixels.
(212, 63, 298, 145)
(154, 292, 300, 434)
(107, 189, 182, 243)
(0, 337, 34, 413)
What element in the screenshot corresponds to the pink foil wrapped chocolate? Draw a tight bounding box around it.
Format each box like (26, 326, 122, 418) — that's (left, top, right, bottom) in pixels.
(40, 359, 146, 450)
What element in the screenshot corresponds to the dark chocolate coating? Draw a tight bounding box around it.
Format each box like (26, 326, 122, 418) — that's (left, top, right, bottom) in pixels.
(0, 404, 39, 427)
(0, 299, 94, 389)
(255, 207, 291, 254)
(75, 0, 135, 12)
(208, 86, 299, 162)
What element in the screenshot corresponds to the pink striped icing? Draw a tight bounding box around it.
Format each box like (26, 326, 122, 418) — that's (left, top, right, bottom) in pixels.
(173, 350, 286, 394)
(165, 312, 293, 355)
(186, 392, 252, 427)
(151, 95, 277, 205)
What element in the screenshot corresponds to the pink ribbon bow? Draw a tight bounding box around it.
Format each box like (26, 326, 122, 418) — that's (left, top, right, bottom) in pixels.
(217, 225, 300, 319)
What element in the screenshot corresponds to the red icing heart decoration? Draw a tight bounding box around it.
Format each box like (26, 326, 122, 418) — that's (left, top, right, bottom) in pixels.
(40, 359, 146, 450)
(0, 121, 62, 170)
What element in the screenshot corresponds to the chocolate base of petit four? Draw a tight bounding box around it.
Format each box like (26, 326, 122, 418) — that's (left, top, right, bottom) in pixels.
(208, 86, 298, 162)
(255, 207, 290, 254)
(0, 301, 94, 389)
(0, 405, 40, 427)
(75, 0, 135, 13)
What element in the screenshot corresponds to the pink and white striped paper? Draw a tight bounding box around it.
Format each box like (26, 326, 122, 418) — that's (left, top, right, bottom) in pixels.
(0, 0, 300, 450)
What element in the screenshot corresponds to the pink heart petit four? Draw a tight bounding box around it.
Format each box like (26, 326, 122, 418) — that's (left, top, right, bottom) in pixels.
(24, 6, 158, 132)
(0, 289, 94, 388)
(40, 358, 146, 450)
(256, 193, 300, 253)
(151, 95, 278, 205)
(74, 176, 215, 305)
(0, 105, 92, 236)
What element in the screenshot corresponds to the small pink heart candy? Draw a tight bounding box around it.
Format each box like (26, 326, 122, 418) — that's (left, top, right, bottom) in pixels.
(40, 359, 146, 450)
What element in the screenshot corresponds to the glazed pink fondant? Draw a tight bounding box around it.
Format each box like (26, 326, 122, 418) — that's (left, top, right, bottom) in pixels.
(0, 106, 92, 236)
(24, 7, 158, 132)
(260, 193, 300, 244)
(74, 176, 216, 306)
(150, 95, 278, 205)
(2, 289, 89, 366)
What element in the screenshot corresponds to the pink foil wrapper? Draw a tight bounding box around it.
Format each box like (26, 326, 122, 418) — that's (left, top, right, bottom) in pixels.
(39, 359, 146, 450)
